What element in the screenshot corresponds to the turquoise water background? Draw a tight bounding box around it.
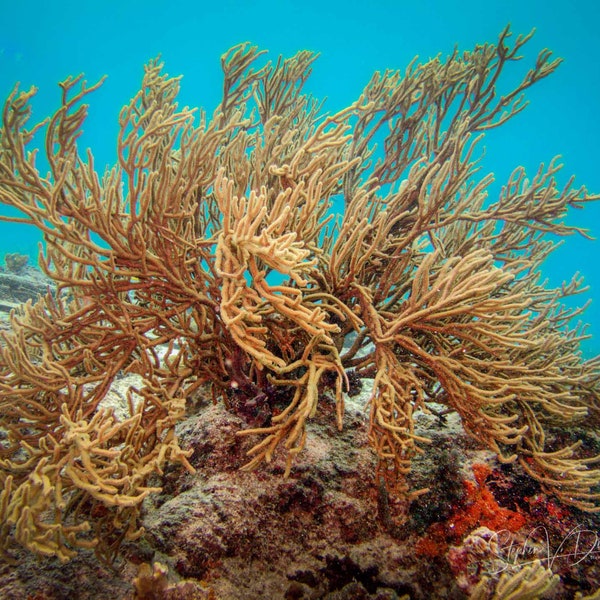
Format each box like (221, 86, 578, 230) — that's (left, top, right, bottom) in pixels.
(1, 0, 599, 356)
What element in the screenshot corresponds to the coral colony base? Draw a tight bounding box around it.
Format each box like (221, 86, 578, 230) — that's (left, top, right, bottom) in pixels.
(0, 26, 600, 597)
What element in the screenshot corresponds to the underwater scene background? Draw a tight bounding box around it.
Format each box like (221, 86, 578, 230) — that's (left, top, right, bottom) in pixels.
(1, 0, 599, 356)
(2, 2, 600, 599)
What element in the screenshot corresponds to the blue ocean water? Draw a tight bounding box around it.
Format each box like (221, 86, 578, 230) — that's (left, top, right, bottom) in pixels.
(0, 0, 598, 356)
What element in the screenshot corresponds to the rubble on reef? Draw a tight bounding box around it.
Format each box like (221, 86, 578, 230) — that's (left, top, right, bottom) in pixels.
(0, 254, 51, 317)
